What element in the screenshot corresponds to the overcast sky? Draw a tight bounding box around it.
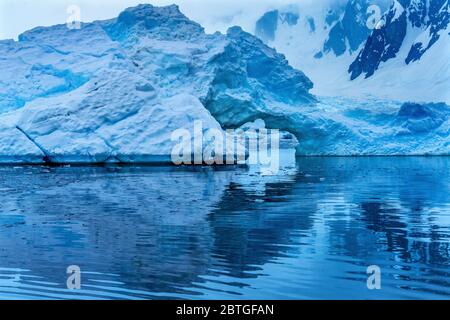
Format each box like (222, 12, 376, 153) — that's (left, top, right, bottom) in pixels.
(0, 0, 302, 40)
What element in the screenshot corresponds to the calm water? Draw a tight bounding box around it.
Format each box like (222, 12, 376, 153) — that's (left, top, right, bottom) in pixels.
(0, 157, 449, 300)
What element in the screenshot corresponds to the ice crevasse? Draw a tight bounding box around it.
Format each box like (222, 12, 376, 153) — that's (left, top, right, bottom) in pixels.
(0, 4, 448, 164)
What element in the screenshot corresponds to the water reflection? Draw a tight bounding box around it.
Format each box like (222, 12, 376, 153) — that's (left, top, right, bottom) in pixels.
(0, 157, 449, 299)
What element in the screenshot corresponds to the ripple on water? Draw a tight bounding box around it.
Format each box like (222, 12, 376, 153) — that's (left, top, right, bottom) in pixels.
(0, 157, 449, 299)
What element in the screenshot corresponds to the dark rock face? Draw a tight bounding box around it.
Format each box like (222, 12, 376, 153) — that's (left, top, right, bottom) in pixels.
(325, 22, 347, 56)
(349, 2, 408, 79)
(406, 0, 449, 64)
(325, 9, 341, 27)
(255, 10, 299, 43)
(281, 12, 300, 27)
(306, 16, 316, 32)
(408, 0, 427, 27)
(255, 10, 279, 42)
(350, 0, 449, 79)
(323, 0, 374, 56)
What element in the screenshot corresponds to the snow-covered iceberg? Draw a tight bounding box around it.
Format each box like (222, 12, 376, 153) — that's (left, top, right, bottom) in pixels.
(0, 4, 314, 164)
(290, 98, 450, 156)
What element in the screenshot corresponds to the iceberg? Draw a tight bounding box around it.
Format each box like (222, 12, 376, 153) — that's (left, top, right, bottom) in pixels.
(0, 4, 314, 164)
(0, 4, 449, 163)
(249, 0, 449, 103)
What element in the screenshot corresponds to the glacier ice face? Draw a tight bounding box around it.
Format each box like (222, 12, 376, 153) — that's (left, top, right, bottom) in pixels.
(0, 113, 45, 164)
(0, 4, 314, 164)
(290, 98, 450, 156)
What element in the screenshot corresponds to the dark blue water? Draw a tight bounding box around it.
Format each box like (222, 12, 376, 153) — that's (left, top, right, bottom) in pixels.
(0, 157, 449, 300)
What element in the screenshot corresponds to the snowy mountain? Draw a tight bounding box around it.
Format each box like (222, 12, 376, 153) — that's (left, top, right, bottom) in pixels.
(252, 0, 449, 103)
(349, 0, 450, 78)
(0, 3, 449, 163)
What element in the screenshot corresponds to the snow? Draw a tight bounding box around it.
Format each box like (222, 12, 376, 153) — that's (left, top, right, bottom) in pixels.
(292, 97, 450, 156)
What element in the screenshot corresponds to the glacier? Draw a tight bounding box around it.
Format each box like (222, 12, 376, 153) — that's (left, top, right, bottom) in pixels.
(0, 3, 449, 164)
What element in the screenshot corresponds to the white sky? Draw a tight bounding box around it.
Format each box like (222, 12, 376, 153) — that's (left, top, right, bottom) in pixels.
(0, 0, 301, 40)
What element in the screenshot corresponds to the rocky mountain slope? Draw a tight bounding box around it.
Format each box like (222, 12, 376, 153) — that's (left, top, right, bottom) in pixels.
(252, 0, 449, 103)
